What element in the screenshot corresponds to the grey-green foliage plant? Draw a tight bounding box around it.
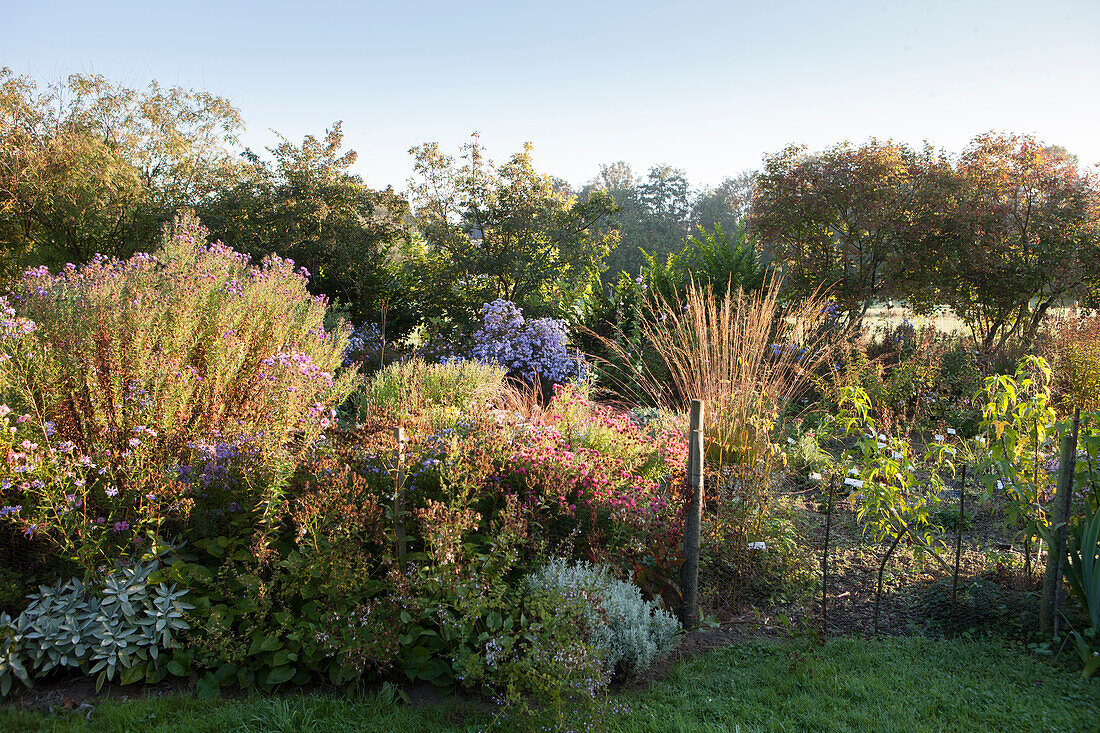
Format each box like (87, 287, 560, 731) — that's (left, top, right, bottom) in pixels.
(526, 559, 679, 677)
(1, 559, 193, 695)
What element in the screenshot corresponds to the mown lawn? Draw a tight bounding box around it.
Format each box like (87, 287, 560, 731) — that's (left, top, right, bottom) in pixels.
(1, 636, 1096, 733)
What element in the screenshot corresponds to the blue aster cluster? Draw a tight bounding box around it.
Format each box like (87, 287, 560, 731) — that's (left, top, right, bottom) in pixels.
(892, 318, 917, 350)
(343, 323, 384, 366)
(468, 299, 584, 386)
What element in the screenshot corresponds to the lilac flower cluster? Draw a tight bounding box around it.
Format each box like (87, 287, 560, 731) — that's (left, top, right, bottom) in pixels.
(0, 298, 36, 339)
(259, 352, 334, 388)
(467, 300, 584, 385)
(892, 318, 917, 350)
(178, 438, 245, 491)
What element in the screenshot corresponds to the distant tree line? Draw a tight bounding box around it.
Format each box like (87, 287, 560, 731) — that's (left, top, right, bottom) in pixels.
(2, 68, 1097, 356)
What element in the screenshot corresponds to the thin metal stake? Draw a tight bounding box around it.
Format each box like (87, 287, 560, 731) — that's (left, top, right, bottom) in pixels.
(821, 475, 835, 635)
(952, 464, 967, 608)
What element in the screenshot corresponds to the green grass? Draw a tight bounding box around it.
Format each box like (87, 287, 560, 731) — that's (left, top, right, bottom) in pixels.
(610, 637, 1097, 733)
(2, 637, 1096, 733)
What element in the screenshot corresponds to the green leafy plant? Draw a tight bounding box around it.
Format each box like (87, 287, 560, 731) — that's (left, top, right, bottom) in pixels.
(1, 557, 192, 694)
(833, 384, 956, 558)
(356, 357, 506, 427)
(0, 613, 28, 696)
(973, 355, 1058, 573)
(1065, 424, 1100, 678)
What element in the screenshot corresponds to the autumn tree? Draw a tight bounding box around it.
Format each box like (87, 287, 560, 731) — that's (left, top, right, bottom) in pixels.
(0, 68, 242, 270)
(690, 171, 755, 234)
(922, 133, 1100, 353)
(408, 136, 617, 325)
(748, 139, 948, 324)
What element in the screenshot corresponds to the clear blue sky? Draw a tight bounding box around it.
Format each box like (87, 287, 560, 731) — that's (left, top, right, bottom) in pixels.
(4, 0, 1098, 191)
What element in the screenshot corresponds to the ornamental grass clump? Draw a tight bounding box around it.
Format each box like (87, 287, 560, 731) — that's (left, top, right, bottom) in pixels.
(0, 211, 356, 570)
(632, 274, 838, 466)
(596, 273, 841, 603)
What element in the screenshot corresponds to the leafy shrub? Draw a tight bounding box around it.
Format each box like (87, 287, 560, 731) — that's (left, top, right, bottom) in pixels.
(5, 210, 354, 451)
(0, 614, 26, 696)
(781, 423, 833, 477)
(526, 558, 679, 676)
(822, 325, 982, 437)
(0, 558, 192, 695)
(973, 356, 1058, 574)
(0, 212, 356, 570)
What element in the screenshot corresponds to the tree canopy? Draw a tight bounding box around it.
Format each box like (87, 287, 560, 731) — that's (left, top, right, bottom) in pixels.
(408, 135, 617, 325)
(919, 133, 1100, 352)
(200, 122, 416, 336)
(0, 68, 242, 271)
(748, 139, 947, 325)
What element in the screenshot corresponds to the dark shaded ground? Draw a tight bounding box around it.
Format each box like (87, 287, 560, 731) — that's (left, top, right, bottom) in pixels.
(697, 474, 1060, 641)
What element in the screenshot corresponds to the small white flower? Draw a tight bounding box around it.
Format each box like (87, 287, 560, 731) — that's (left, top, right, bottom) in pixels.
(844, 477, 864, 489)
(934, 434, 944, 442)
(947, 428, 957, 435)
(849, 467, 860, 476)
(809, 472, 822, 481)
(787, 437, 796, 445)
(892, 451, 903, 460)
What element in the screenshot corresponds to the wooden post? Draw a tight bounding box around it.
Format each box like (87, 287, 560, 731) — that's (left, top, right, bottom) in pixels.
(394, 425, 408, 561)
(1039, 408, 1080, 637)
(680, 400, 704, 627)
